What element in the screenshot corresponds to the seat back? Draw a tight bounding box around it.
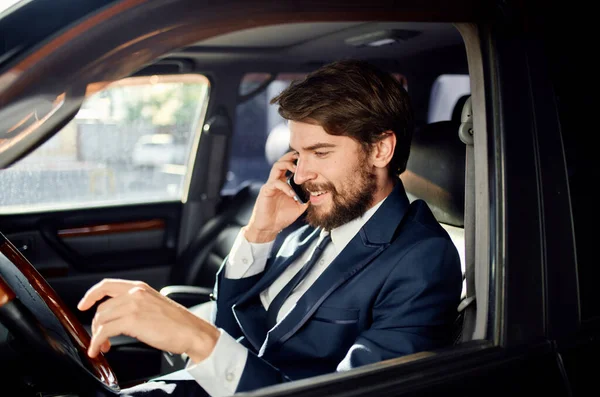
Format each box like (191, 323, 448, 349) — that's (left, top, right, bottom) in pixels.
(169, 181, 261, 286)
(400, 96, 469, 344)
(401, 120, 465, 227)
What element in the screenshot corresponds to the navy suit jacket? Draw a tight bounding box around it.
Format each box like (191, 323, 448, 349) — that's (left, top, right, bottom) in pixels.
(214, 182, 462, 393)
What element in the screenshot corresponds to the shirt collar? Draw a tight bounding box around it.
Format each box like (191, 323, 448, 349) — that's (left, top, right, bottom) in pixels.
(318, 196, 387, 254)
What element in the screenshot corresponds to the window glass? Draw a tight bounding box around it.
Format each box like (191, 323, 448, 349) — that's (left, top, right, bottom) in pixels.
(428, 74, 470, 123)
(0, 74, 209, 214)
(238, 73, 273, 96)
(222, 73, 306, 193)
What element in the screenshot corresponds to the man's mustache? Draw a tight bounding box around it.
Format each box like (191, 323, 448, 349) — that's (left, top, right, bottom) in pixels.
(302, 182, 337, 195)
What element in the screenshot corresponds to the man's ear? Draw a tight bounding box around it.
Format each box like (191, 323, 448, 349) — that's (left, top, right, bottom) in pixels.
(370, 131, 396, 169)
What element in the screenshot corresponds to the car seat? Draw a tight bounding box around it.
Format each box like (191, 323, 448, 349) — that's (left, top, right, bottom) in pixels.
(161, 119, 304, 306)
(401, 94, 471, 344)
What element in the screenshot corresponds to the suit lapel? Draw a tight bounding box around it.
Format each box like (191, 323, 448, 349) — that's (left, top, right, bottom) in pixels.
(261, 181, 411, 353)
(234, 226, 319, 307)
(260, 231, 386, 353)
(232, 226, 319, 351)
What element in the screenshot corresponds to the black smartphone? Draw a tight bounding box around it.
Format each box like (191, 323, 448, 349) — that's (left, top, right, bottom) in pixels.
(287, 173, 309, 204)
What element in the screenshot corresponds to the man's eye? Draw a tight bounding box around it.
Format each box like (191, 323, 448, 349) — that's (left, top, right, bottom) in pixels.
(314, 151, 330, 157)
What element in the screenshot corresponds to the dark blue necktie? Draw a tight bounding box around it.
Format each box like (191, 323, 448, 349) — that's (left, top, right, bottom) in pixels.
(266, 233, 332, 328)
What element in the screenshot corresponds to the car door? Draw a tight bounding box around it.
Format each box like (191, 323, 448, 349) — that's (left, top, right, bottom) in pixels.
(0, 72, 210, 327)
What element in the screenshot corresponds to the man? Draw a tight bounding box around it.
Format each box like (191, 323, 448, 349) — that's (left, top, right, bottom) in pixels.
(78, 60, 462, 397)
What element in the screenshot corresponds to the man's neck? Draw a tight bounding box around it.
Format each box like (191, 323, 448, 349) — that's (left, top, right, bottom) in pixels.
(327, 179, 395, 237)
(368, 178, 395, 210)
(327, 195, 386, 251)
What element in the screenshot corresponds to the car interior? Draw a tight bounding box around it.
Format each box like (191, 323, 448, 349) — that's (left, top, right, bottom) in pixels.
(0, 2, 497, 395)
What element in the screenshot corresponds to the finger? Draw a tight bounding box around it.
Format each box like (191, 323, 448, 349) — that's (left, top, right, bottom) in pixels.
(268, 159, 297, 181)
(263, 179, 298, 200)
(88, 319, 133, 358)
(78, 279, 145, 311)
(100, 340, 111, 353)
(93, 292, 142, 330)
(91, 317, 114, 355)
(279, 149, 298, 161)
(95, 286, 144, 316)
(93, 286, 154, 328)
(78, 278, 125, 311)
(273, 158, 297, 173)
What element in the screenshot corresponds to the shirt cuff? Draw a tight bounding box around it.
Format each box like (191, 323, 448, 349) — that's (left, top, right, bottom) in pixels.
(225, 228, 274, 279)
(186, 329, 248, 397)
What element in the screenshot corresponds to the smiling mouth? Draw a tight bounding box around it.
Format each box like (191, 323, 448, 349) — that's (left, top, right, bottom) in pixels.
(309, 190, 328, 196)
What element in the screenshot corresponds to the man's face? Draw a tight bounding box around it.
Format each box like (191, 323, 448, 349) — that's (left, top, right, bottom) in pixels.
(288, 121, 377, 230)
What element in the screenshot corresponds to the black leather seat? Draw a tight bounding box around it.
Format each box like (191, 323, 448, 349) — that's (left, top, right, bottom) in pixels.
(170, 181, 262, 288)
(402, 119, 465, 227)
(162, 180, 305, 307)
(401, 95, 470, 344)
(158, 181, 261, 307)
(163, 117, 302, 305)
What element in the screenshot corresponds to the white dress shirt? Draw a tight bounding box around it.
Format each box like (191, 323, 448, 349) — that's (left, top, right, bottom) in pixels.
(186, 198, 386, 396)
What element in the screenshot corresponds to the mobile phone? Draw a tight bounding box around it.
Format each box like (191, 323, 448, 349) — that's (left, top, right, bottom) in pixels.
(287, 173, 309, 204)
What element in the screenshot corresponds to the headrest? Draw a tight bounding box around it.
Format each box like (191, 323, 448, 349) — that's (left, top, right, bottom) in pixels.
(400, 120, 465, 227)
(265, 122, 290, 165)
(452, 95, 470, 123)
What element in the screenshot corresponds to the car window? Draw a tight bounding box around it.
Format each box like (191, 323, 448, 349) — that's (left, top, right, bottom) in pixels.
(0, 74, 209, 214)
(221, 73, 306, 193)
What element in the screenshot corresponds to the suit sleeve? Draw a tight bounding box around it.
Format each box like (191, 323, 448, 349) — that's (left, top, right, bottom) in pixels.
(214, 262, 263, 339)
(336, 237, 462, 370)
(213, 230, 273, 338)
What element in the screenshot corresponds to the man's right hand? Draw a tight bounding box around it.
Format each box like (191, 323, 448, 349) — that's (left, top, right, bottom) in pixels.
(244, 150, 308, 243)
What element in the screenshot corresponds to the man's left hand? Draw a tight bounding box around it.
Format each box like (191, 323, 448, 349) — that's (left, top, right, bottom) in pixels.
(77, 278, 220, 364)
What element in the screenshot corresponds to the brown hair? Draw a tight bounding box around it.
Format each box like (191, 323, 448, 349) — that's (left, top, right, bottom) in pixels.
(270, 59, 414, 177)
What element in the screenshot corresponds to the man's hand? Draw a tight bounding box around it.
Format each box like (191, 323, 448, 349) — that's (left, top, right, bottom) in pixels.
(245, 151, 308, 243)
(77, 279, 220, 364)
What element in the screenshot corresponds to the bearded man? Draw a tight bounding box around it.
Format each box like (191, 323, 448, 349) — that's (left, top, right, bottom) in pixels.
(79, 60, 463, 397)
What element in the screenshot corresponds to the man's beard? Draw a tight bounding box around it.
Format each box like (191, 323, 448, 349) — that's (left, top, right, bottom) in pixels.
(304, 159, 377, 231)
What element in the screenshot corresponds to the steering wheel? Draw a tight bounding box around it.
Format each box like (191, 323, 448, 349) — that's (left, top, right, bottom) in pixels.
(0, 232, 119, 393)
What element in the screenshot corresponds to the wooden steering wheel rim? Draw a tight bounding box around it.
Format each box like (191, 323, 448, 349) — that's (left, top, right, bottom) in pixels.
(0, 236, 119, 390)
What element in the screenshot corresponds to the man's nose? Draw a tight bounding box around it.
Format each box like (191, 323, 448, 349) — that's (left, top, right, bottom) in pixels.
(293, 158, 316, 185)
